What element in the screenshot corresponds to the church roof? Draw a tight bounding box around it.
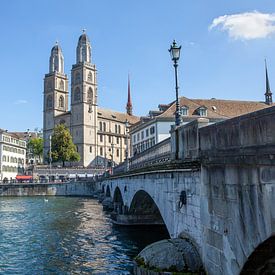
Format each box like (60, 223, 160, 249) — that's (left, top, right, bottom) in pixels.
(97, 107, 140, 124)
(158, 96, 274, 119)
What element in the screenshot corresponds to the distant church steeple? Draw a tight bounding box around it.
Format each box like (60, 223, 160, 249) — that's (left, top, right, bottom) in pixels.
(265, 59, 273, 105)
(126, 75, 133, 115)
(76, 29, 91, 64)
(49, 42, 64, 74)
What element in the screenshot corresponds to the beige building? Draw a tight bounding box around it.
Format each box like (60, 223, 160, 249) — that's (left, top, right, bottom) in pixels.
(43, 31, 139, 167)
(0, 129, 26, 180)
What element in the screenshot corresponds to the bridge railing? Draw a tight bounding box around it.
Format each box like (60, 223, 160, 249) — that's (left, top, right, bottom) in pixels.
(113, 138, 171, 174)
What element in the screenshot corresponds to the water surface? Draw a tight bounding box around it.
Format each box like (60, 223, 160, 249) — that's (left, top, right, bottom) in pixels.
(0, 197, 168, 274)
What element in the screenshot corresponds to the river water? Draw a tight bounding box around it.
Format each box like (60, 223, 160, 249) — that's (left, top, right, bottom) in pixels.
(0, 197, 169, 275)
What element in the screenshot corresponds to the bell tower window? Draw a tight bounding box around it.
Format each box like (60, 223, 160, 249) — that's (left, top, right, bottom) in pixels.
(59, 80, 64, 91)
(74, 87, 81, 102)
(46, 95, 53, 109)
(59, 95, 64, 108)
(75, 72, 81, 84)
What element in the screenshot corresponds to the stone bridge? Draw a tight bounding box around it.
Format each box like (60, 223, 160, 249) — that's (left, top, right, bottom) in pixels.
(99, 106, 275, 275)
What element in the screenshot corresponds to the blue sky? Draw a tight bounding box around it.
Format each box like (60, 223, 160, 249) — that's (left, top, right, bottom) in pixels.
(1, 0, 275, 131)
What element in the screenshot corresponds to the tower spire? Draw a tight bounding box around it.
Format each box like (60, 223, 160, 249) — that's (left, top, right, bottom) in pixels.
(126, 74, 133, 115)
(265, 59, 273, 105)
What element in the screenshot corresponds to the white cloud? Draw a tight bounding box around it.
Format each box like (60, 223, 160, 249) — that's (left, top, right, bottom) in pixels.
(209, 11, 275, 40)
(14, 99, 28, 105)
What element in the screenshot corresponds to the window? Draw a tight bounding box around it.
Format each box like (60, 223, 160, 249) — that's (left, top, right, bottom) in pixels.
(150, 126, 155, 135)
(74, 87, 81, 102)
(75, 72, 81, 84)
(87, 88, 93, 104)
(87, 71, 93, 82)
(141, 131, 144, 139)
(59, 80, 64, 90)
(118, 125, 121, 134)
(137, 133, 140, 142)
(115, 125, 118, 134)
(198, 107, 207, 117)
(103, 122, 106, 132)
(59, 95, 64, 108)
(116, 149, 119, 157)
(90, 146, 92, 153)
(100, 134, 103, 142)
(133, 135, 136, 143)
(100, 147, 103, 156)
(146, 129, 149, 137)
(117, 137, 119, 144)
(99, 122, 103, 131)
(180, 106, 189, 116)
(124, 137, 127, 145)
(46, 95, 53, 108)
(109, 136, 112, 143)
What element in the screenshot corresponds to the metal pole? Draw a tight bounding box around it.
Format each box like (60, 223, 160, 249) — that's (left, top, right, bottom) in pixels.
(174, 60, 180, 126)
(49, 135, 52, 182)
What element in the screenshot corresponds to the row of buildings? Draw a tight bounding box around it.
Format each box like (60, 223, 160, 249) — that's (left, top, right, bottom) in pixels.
(1, 31, 273, 180)
(42, 30, 273, 168)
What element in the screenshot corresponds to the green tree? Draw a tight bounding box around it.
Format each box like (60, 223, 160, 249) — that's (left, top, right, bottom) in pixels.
(51, 124, 80, 167)
(28, 137, 43, 163)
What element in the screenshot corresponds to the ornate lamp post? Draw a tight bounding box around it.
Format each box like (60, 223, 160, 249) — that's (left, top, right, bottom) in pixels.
(169, 40, 181, 126)
(125, 119, 130, 171)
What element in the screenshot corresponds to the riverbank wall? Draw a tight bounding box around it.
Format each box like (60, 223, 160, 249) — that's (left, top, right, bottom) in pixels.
(0, 181, 96, 197)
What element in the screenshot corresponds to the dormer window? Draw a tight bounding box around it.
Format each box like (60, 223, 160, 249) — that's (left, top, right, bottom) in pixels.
(198, 106, 207, 117)
(180, 106, 189, 116)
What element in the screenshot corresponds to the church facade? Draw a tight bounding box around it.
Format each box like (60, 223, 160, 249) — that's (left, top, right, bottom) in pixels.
(43, 32, 139, 167)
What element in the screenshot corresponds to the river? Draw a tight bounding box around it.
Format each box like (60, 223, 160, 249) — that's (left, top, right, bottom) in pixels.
(0, 197, 169, 274)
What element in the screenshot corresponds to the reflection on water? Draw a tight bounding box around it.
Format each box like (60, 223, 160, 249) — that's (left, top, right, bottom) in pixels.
(0, 197, 169, 274)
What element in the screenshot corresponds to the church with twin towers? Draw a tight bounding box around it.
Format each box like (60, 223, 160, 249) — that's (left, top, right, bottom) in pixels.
(43, 31, 139, 167)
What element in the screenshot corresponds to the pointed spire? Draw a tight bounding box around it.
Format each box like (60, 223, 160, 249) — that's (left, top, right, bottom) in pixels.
(265, 59, 273, 105)
(126, 74, 133, 115)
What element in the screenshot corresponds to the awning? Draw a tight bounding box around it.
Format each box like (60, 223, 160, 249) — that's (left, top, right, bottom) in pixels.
(16, 175, 33, 180)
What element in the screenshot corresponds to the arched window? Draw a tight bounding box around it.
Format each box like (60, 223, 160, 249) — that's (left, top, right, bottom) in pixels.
(87, 88, 93, 103)
(46, 95, 53, 108)
(59, 95, 64, 108)
(74, 88, 81, 102)
(88, 72, 93, 82)
(75, 72, 81, 84)
(59, 80, 64, 90)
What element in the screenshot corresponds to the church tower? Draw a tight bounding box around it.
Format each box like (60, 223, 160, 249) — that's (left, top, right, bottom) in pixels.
(70, 31, 98, 166)
(43, 43, 69, 160)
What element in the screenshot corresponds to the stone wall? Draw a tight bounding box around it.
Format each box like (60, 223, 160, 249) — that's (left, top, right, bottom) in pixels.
(0, 181, 96, 197)
(199, 106, 275, 274)
(101, 169, 202, 248)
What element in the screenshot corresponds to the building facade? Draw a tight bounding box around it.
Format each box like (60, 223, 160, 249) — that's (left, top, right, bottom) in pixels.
(43, 32, 139, 167)
(0, 130, 26, 180)
(131, 94, 274, 156)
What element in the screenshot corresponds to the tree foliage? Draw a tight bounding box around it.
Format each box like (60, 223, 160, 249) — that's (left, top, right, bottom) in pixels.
(28, 137, 43, 161)
(51, 124, 80, 166)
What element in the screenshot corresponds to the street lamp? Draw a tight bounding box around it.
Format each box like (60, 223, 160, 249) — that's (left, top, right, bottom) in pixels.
(49, 135, 52, 181)
(169, 40, 181, 126)
(125, 119, 130, 171)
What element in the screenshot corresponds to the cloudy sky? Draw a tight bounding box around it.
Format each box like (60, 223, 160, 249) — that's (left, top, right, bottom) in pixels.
(0, 0, 275, 131)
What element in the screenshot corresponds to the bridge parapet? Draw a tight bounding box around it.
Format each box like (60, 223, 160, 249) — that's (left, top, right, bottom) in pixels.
(199, 106, 275, 164)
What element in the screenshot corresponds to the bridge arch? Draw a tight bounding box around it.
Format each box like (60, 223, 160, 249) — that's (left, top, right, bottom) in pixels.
(113, 186, 124, 214)
(240, 235, 275, 274)
(128, 190, 169, 234)
(105, 185, 111, 197)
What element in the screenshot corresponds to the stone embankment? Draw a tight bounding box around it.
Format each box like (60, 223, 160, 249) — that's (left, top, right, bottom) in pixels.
(0, 181, 96, 197)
